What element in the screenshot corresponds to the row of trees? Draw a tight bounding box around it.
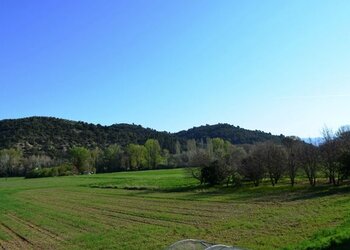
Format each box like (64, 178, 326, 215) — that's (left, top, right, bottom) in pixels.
(0, 139, 167, 178)
(1, 127, 349, 186)
(0, 149, 57, 177)
(188, 127, 350, 187)
(70, 139, 166, 174)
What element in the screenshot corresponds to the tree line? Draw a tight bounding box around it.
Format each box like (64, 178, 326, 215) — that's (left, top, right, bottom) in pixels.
(0, 126, 349, 186)
(0, 139, 170, 178)
(188, 126, 350, 187)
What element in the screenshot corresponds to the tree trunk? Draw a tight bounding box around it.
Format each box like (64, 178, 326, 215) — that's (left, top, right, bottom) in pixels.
(290, 177, 295, 187)
(226, 176, 230, 187)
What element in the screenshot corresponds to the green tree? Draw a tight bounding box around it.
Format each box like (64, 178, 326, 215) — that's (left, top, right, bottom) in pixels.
(126, 144, 147, 170)
(225, 145, 247, 187)
(145, 139, 162, 168)
(102, 144, 124, 172)
(212, 138, 226, 159)
(337, 127, 350, 182)
(206, 138, 214, 158)
(201, 160, 228, 186)
(69, 147, 92, 173)
(188, 149, 211, 184)
(90, 147, 102, 172)
(162, 149, 170, 166)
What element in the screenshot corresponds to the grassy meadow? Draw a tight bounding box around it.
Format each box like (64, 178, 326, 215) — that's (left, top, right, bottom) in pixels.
(0, 168, 349, 250)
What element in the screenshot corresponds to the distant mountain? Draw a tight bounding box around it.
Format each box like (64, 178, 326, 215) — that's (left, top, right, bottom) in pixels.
(176, 123, 284, 145)
(0, 117, 283, 157)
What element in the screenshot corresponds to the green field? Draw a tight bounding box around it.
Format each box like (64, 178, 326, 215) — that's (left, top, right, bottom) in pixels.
(0, 168, 349, 250)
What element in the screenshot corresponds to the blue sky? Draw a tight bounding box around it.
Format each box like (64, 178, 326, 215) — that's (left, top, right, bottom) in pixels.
(1, 0, 350, 137)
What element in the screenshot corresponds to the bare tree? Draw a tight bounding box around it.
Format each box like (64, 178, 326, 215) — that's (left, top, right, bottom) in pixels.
(186, 139, 197, 153)
(0, 148, 23, 177)
(297, 141, 319, 186)
(174, 140, 181, 155)
(253, 142, 287, 186)
(23, 155, 54, 175)
(239, 145, 266, 186)
(320, 127, 341, 185)
(283, 136, 302, 187)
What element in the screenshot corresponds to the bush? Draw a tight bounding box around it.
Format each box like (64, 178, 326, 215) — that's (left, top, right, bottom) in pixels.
(201, 160, 228, 185)
(25, 163, 75, 178)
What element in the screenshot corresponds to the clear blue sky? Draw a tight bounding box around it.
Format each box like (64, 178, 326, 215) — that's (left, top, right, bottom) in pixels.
(1, 0, 350, 137)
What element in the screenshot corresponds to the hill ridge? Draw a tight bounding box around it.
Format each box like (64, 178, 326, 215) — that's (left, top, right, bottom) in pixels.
(0, 116, 284, 157)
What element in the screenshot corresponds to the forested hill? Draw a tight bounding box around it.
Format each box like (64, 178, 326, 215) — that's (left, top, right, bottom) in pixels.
(0, 117, 283, 157)
(0, 117, 176, 157)
(176, 124, 284, 144)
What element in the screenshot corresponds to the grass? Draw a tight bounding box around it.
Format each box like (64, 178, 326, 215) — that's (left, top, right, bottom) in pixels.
(0, 168, 349, 250)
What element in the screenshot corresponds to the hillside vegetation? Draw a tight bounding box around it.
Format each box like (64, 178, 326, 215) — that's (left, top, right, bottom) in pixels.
(0, 117, 176, 157)
(0, 117, 283, 157)
(177, 123, 283, 144)
(1, 118, 349, 194)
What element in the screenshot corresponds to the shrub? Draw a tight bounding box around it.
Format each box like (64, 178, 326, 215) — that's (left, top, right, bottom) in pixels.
(25, 163, 75, 178)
